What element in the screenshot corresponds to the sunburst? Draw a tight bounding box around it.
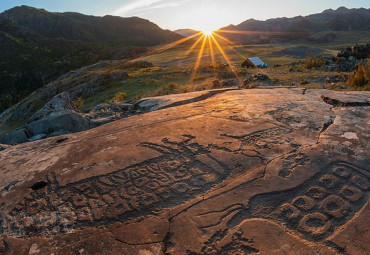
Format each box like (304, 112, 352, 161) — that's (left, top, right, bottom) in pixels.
(139, 28, 248, 85)
(201, 29, 214, 36)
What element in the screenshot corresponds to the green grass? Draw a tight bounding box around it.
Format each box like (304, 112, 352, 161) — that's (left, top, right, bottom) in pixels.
(81, 67, 201, 109)
(83, 37, 367, 110)
(0, 119, 25, 138)
(136, 40, 332, 69)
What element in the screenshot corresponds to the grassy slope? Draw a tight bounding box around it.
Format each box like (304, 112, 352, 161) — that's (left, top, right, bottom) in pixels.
(80, 31, 370, 110)
(2, 31, 369, 138)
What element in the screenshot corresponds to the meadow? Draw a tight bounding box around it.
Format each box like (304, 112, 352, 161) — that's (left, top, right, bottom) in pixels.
(80, 31, 370, 110)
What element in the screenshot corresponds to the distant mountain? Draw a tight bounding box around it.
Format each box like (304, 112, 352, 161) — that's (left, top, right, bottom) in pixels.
(174, 29, 200, 37)
(220, 7, 370, 43)
(0, 5, 182, 112)
(1, 5, 181, 46)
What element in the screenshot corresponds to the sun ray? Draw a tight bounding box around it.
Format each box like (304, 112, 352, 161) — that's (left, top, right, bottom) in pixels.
(213, 32, 238, 46)
(213, 32, 247, 59)
(140, 31, 203, 60)
(210, 35, 243, 85)
(208, 35, 216, 69)
(210, 35, 233, 68)
(185, 34, 205, 57)
(190, 35, 208, 82)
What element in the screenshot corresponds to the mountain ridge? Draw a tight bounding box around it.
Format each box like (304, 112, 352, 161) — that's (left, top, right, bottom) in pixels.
(222, 7, 370, 32)
(0, 5, 182, 112)
(0, 5, 181, 46)
(174, 28, 200, 37)
(218, 7, 370, 44)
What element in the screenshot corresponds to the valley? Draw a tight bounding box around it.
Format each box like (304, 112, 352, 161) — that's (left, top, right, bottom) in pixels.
(0, 4, 369, 255)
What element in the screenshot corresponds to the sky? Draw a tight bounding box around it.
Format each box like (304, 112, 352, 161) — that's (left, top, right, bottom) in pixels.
(0, 0, 369, 31)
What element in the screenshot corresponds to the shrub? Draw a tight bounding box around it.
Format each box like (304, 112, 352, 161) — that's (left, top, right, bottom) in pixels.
(73, 96, 84, 110)
(302, 55, 327, 69)
(154, 83, 179, 96)
(112, 92, 127, 102)
(217, 69, 236, 79)
(348, 65, 370, 88)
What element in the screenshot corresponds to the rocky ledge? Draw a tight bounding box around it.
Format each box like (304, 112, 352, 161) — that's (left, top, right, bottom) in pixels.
(0, 88, 369, 255)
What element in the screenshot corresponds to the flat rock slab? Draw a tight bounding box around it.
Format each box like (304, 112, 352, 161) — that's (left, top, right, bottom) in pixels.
(0, 88, 369, 255)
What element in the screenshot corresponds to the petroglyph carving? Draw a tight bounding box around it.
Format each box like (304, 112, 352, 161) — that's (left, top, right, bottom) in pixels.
(188, 230, 259, 255)
(1, 135, 233, 237)
(222, 126, 292, 151)
(278, 152, 310, 178)
(248, 161, 370, 241)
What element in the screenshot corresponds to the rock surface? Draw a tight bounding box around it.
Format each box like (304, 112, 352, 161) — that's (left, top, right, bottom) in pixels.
(1, 93, 90, 144)
(0, 88, 369, 255)
(0, 144, 11, 151)
(1, 128, 29, 145)
(25, 93, 89, 135)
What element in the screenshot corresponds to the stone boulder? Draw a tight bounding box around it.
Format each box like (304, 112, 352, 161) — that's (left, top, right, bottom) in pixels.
(28, 134, 47, 142)
(1, 128, 30, 145)
(1, 93, 90, 145)
(134, 98, 170, 112)
(253, 74, 270, 81)
(25, 92, 89, 136)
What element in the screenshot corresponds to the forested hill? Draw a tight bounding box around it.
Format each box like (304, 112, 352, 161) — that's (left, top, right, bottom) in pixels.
(0, 5, 182, 112)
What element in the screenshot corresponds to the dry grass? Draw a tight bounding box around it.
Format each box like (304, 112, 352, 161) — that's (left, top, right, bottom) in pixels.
(112, 92, 127, 102)
(154, 83, 180, 96)
(348, 65, 370, 89)
(301, 55, 328, 69)
(73, 96, 84, 110)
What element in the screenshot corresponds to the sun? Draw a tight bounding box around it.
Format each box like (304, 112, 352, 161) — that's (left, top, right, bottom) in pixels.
(145, 24, 243, 85)
(201, 29, 214, 36)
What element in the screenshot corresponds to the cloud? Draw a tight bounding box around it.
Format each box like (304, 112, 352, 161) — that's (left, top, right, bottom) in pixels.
(112, 0, 166, 15)
(112, 0, 162, 15)
(112, 0, 191, 16)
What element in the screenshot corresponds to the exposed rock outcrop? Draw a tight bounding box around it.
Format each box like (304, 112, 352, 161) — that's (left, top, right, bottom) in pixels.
(0, 88, 369, 254)
(0, 60, 138, 132)
(337, 42, 370, 60)
(1, 93, 90, 144)
(25, 93, 89, 135)
(1, 128, 30, 145)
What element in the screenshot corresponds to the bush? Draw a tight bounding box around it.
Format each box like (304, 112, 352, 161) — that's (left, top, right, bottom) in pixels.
(154, 83, 179, 96)
(73, 96, 84, 110)
(348, 65, 370, 88)
(112, 92, 127, 102)
(217, 69, 236, 79)
(302, 55, 327, 69)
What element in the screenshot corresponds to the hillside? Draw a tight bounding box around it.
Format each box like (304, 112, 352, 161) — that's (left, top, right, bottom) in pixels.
(220, 7, 370, 43)
(0, 6, 181, 46)
(174, 28, 200, 37)
(0, 5, 182, 112)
